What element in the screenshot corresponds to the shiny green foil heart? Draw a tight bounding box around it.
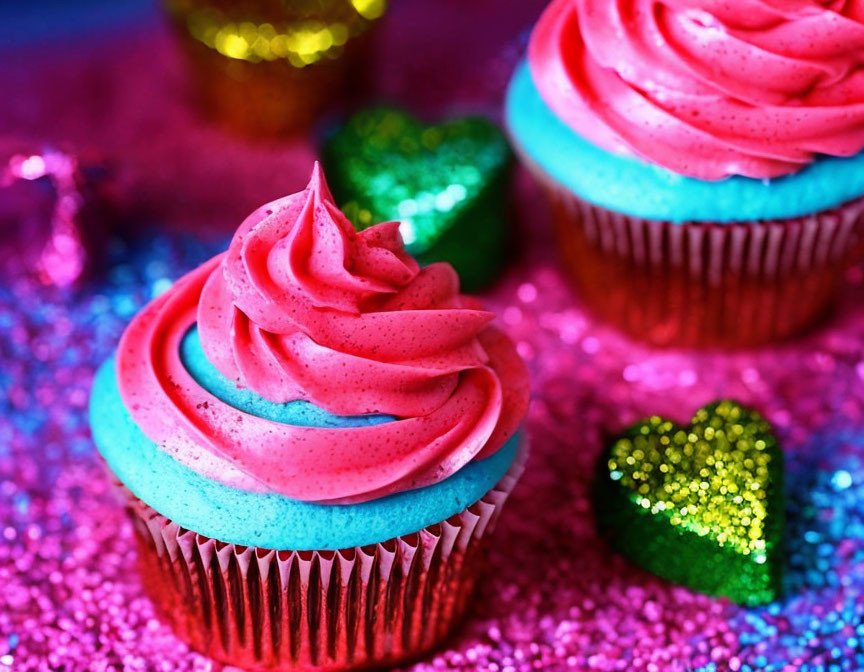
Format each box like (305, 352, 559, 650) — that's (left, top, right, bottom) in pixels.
(321, 107, 512, 291)
(595, 400, 784, 606)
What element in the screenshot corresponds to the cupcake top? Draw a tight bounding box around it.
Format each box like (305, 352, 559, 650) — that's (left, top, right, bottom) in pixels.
(529, 0, 864, 180)
(507, 0, 864, 222)
(91, 164, 528, 549)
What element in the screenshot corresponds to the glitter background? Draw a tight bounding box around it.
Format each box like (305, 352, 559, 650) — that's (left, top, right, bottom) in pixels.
(3, 1, 864, 670)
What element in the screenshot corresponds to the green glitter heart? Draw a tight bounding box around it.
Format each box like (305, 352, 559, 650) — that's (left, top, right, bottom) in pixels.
(321, 106, 513, 291)
(595, 400, 784, 606)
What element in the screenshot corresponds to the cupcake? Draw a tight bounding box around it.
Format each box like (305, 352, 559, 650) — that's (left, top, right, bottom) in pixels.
(89, 164, 530, 670)
(506, 0, 864, 347)
(164, 0, 388, 136)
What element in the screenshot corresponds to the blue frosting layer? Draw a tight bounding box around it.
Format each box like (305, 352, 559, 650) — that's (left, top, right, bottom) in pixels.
(180, 327, 395, 428)
(506, 61, 864, 224)
(89, 330, 519, 550)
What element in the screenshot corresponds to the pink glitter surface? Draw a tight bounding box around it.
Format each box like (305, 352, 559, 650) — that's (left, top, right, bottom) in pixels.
(3, 2, 864, 670)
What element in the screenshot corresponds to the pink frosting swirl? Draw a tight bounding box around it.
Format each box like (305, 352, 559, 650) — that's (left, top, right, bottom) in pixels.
(529, 0, 864, 179)
(116, 165, 529, 504)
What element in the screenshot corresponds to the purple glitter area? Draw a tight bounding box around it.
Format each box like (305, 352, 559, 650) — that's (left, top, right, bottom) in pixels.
(3, 1, 864, 670)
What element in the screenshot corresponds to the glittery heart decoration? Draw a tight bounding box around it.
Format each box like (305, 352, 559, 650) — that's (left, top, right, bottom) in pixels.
(595, 400, 784, 606)
(322, 107, 512, 291)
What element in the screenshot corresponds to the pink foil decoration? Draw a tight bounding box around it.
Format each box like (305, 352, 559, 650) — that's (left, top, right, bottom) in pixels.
(2, 149, 88, 287)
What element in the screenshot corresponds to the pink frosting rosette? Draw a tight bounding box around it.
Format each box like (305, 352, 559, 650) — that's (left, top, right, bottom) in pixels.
(116, 165, 529, 504)
(529, 0, 864, 179)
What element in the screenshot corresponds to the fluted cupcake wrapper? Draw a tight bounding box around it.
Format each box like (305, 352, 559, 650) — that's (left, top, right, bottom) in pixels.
(533, 167, 864, 347)
(120, 443, 527, 672)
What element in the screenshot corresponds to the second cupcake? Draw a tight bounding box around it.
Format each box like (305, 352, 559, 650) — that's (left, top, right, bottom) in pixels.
(90, 164, 530, 670)
(507, 0, 864, 347)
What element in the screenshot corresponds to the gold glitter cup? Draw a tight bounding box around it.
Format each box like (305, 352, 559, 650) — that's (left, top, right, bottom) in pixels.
(164, 0, 388, 136)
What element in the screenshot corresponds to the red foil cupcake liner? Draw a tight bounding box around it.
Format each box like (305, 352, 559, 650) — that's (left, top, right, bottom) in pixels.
(120, 446, 527, 671)
(537, 173, 864, 347)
